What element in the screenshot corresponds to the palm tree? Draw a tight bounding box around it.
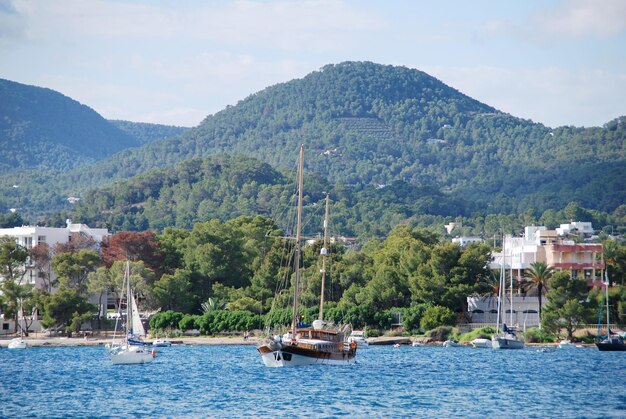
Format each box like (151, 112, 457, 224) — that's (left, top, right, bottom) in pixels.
(524, 261, 555, 324)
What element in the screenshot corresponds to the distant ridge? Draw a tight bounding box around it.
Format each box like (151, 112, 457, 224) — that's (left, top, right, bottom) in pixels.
(0, 78, 140, 173)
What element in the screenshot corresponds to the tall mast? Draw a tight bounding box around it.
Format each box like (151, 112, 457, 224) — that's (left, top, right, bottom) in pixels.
(319, 193, 330, 320)
(605, 270, 610, 332)
(495, 234, 504, 335)
(291, 145, 304, 336)
(509, 237, 513, 326)
(126, 261, 132, 337)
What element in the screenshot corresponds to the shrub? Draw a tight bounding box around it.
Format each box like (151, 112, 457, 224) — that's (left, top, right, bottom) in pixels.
(149, 310, 184, 331)
(524, 327, 557, 343)
(456, 326, 495, 342)
(420, 306, 456, 331)
(403, 304, 429, 333)
(426, 326, 454, 341)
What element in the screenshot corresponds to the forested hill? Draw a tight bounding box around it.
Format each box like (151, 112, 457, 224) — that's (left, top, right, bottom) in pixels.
(108, 120, 189, 145)
(69, 154, 470, 237)
(0, 79, 141, 173)
(2, 62, 625, 221)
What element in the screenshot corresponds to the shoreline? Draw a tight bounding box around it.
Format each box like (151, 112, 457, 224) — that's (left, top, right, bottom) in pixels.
(0, 336, 260, 348)
(0, 335, 595, 348)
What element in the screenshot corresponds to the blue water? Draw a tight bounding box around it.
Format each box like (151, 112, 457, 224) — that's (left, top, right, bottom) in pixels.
(1, 344, 625, 418)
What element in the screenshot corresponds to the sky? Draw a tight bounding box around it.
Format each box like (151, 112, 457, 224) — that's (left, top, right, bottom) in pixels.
(1, 0, 625, 128)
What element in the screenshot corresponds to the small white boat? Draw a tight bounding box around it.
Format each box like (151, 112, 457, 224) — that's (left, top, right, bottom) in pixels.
(558, 340, 576, 349)
(471, 338, 492, 348)
(443, 340, 463, 347)
(348, 330, 369, 349)
(8, 337, 28, 350)
(411, 341, 424, 347)
(153, 339, 172, 347)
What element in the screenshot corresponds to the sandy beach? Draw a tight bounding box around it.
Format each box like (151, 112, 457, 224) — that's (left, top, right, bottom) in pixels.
(0, 336, 260, 348)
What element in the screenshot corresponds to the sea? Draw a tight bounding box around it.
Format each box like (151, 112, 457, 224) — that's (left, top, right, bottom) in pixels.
(1, 343, 625, 418)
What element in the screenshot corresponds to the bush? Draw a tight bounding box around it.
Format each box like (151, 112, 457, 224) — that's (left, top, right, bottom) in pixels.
(403, 304, 429, 333)
(179, 314, 200, 331)
(456, 326, 495, 342)
(149, 310, 184, 331)
(420, 306, 456, 331)
(524, 327, 557, 343)
(426, 326, 454, 341)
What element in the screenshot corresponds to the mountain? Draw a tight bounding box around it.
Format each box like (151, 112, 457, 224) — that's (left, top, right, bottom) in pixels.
(108, 120, 189, 145)
(1, 62, 625, 226)
(0, 78, 142, 173)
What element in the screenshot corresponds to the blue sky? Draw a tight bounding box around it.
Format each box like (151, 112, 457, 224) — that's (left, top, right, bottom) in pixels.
(1, 0, 625, 127)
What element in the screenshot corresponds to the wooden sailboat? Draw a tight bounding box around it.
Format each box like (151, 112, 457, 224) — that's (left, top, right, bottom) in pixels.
(257, 145, 357, 367)
(108, 261, 155, 364)
(595, 270, 626, 351)
(491, 236, 524, 350)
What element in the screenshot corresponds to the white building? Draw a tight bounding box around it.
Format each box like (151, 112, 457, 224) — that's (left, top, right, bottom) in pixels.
(468, 223, 603, 328)
(452, 236, 483, 247)
(556, 221, 594, 237)
(0, 220, 108, 288)
(467, 295, 544, 328)
(0, 221, 108, 334)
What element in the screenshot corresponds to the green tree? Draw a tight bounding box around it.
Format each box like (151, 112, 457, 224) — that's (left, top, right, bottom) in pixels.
(87, 267, 114, 329)
(0, 236, 28, 283)
(420, 305, 456, 331)
(41, 287, 94, 335)
(523, 261, 555, 324)
(52, 250, 101, 294)
(541, 272, 593, 339)
(152, 269, 196, 312)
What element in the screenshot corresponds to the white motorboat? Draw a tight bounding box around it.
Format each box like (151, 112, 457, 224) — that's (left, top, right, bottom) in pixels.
(557, 340, 576, 349)
(8, 337, 28, 350)
(471, 338, 492, 348)
(153, 339, 172, 347)
(348, 330, 369, 349)
(443, 339, 463, 347)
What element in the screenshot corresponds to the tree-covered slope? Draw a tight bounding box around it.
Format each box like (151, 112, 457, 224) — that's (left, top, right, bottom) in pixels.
(2, 62, 625, 220)
(69, 154, 471, 237)
(0, 78, 140, 173)
(108, 120, 189, 145)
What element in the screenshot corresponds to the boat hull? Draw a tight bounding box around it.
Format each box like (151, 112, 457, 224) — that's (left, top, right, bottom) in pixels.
(596, 339, 626, 351)
(491, 336, 524, 350)
(257, 343, 356, 367)
(8, 338, 28, 349)
(110, 346, 156, 365)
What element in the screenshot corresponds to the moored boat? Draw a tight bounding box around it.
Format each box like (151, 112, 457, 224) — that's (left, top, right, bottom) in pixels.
(348, 330, 369, 349)
(108, 262, 156, 365)
(8, 337, 28, 350)
(595, 271, 626, 352)
(257, 146, 356, 367)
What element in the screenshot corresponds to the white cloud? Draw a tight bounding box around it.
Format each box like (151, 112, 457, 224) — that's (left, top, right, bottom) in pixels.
(424, 65, 626, 127)
(9, 0, 382, 52)
(530, 0, 626, 40)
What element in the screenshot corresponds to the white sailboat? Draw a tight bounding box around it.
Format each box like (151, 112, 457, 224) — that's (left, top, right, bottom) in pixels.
(257, 145, 357, 367)
(492, 236, 524, 350)
(595, 270, 626, 351)
(108, 261, 155, 365)
(8, 299, 28, 349)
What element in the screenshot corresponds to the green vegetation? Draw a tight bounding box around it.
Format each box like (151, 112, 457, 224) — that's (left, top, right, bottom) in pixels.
(1, 62, 624, 228)
(108, 120, 189, 145)
(0, 78, 139, 173)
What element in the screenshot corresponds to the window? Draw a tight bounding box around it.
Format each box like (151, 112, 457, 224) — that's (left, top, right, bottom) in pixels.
(472, 309, 485, 314)
(523, 310, 538, 314)
(38, 235, 46, 245)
